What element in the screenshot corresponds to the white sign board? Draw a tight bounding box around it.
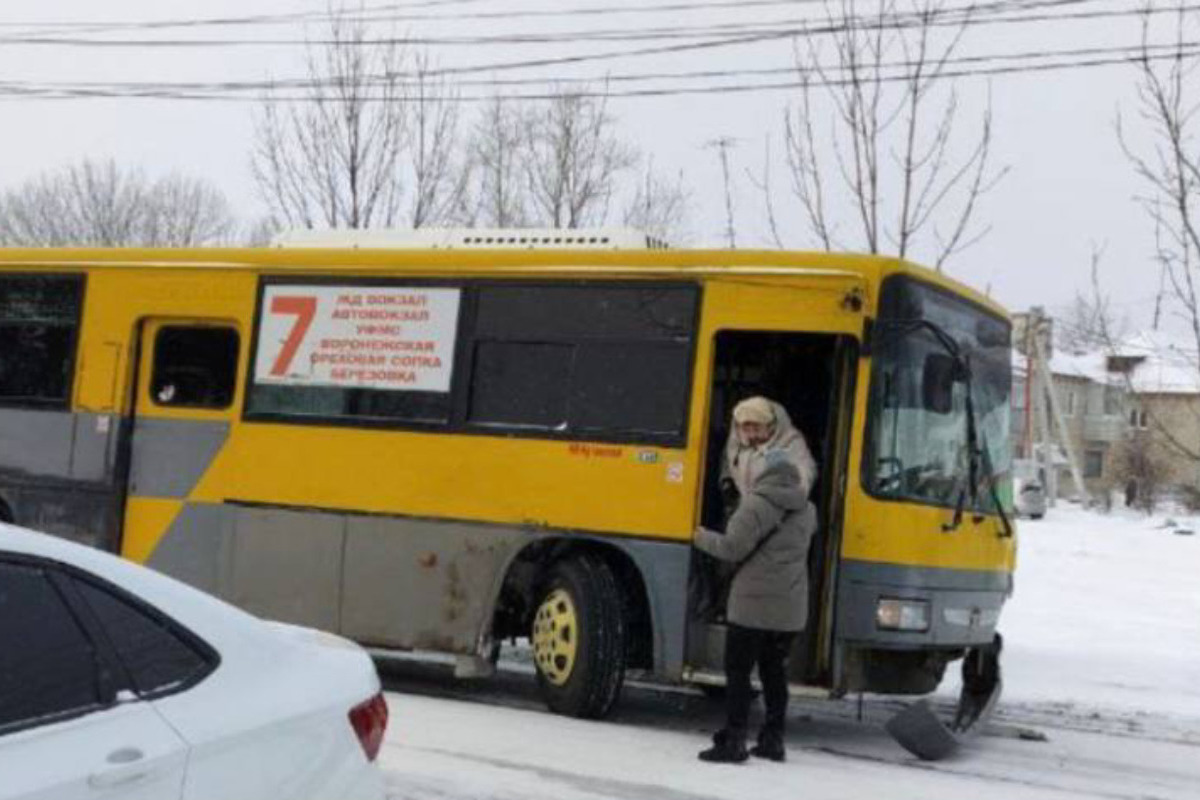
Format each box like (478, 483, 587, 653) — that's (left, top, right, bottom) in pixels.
(254, 285, 461, 393)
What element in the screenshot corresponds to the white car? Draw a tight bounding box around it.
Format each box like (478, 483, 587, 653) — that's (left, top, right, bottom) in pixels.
(0, 523, 388, 800)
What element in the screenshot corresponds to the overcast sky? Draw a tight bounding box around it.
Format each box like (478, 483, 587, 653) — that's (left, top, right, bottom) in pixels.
(0, 0, 1180, 327)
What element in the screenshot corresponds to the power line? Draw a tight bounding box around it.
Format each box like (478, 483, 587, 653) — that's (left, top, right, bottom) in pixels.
(0, 37, 1193, 103)
(0, 0, 1186, 103)
(0, 0, 1114, 49)
(0, 0, 1027, 35)
(0, 0, 1120, 95)
(0, 0, 489, 35)
(1, 37, 1191, 95)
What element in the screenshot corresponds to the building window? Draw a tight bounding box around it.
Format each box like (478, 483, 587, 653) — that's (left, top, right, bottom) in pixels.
(1065, 390, 1076, 416)
(1129, 407, 1148, 429)
(1084, 449, 1105, 479)
(1103, 384, 1123, 416)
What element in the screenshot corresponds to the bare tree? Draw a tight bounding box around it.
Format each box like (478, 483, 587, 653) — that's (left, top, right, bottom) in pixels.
(252, 6, 406, 229)
(706, 137, 739, 248)
(141, 175, 239, 246)
(407, 53, 470, 227)
(750, 136, 788, 248)
(467, 96, 530, 227)
(1059, 293, 1113, 355)
(244, 217, 281, 247)
(1118, 6, 1200, 465)
(0, 159, 235, 246)
(622, 160, 692, 244)
(1058, 245, 1127, 354)
(1121, 8, 1200, 353)
(522, 89, 638, 229)
(782, 0, 1005, 269)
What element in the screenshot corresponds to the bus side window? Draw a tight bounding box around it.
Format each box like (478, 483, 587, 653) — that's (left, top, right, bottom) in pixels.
(0, 275, 85, 409)
(151, 327, 239, 410)
(466, 284, 698, 443)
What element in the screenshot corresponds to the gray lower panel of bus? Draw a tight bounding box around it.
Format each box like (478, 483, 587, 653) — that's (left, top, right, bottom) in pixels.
(0, 409, 124, 550)
(147, 501, 693, 678)
(0, 409, 117, 482)
(836, 559, 1012, 648)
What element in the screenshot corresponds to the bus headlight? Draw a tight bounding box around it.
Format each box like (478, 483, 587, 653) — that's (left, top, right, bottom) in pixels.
(875, 598, 930, 632)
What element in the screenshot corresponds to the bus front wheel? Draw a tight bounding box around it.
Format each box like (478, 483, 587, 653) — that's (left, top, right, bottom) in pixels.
(531, 555, 626, 719)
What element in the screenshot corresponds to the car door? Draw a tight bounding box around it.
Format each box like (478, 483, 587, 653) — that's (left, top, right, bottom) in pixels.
(0, 558, 188, 800)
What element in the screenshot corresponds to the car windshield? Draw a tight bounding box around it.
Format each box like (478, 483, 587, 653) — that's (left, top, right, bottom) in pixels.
(866, 276, 1012, 513)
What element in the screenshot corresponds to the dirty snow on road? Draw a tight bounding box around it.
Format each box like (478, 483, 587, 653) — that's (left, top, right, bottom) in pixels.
(378, 505, 1200, 799)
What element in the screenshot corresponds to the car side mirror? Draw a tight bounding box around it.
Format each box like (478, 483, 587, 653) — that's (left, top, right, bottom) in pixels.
(922, 353, 961, 414)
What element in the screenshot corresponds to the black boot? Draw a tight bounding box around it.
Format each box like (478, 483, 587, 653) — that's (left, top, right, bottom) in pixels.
(698, 729, 748, 763)
(750, 730, 785, 762)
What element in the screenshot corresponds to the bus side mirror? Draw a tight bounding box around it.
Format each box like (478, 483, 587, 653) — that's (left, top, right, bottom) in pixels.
(922, 353, 959, 414)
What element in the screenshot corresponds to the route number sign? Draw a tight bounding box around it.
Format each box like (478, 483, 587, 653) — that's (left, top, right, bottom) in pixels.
(254, 285, 461, 393)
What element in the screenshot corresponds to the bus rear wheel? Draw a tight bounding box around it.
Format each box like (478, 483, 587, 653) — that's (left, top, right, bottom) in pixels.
(531, 555, 626, 719)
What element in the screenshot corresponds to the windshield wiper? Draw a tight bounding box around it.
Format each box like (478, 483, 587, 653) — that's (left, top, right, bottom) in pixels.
(978, 432, 1014, 538)
(956, 355, 1015, 536)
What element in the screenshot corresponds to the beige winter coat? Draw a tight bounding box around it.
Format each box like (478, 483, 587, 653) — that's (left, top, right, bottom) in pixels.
(723, 401, 817, 499)
(694, 454, 817, 632)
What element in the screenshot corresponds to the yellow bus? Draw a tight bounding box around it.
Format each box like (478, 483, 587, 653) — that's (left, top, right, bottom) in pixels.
(0, 233, 1014, 754)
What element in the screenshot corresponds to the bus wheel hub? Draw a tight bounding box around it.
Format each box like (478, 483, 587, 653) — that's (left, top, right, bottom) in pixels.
(533, 588, 578, 686)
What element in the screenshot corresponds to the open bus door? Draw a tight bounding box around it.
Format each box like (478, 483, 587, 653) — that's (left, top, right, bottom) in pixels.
(684, 330, 858, 691)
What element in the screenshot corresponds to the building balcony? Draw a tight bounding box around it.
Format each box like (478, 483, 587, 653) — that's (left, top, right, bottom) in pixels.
(1082, 414, 1126, 442)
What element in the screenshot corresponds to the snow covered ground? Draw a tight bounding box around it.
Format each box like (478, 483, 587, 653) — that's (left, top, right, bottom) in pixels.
(377, 505, 1200, 799)
(996, 505, 1200, 718)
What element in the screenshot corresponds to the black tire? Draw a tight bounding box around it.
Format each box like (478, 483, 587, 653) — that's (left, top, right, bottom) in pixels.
(531, 555, 626, 719)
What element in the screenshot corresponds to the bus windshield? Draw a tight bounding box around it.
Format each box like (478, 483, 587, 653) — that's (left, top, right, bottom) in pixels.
(866, 276, 1012, 513)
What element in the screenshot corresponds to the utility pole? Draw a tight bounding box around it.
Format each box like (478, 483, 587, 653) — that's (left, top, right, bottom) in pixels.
(706, 137, 738, 248)
(1017, 307, 1088, 505)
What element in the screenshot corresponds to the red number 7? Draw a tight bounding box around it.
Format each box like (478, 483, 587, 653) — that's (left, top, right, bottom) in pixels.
(268, 295, 317, 376)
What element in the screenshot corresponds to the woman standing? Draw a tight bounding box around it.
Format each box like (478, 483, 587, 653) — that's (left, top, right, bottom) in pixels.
(693, 444, 817, 764)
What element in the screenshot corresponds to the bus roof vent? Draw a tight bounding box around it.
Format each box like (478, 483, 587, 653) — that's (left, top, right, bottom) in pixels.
(271, 228, 669, 251)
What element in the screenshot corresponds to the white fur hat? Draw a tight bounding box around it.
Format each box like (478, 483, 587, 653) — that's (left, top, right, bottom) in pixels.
(732, 396, 775, 426)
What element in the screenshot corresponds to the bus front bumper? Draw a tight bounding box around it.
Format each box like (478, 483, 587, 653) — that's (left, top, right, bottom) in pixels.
(836, 560, 1012, 649)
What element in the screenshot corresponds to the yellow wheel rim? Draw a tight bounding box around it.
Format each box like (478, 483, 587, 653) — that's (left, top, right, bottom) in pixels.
(532, 588, 578, 687)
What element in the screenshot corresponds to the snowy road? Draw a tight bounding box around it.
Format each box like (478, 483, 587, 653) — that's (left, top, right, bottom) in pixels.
(377, 506, 1200, 799)
(375, 660, 1199, 800)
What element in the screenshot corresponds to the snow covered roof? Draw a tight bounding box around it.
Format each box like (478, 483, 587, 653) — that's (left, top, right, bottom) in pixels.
(1052, 350, 1109, 383)
(1031, 331, 1200, 395)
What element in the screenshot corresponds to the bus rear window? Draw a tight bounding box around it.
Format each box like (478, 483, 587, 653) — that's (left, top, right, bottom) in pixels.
(0, 275, 84, 408)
